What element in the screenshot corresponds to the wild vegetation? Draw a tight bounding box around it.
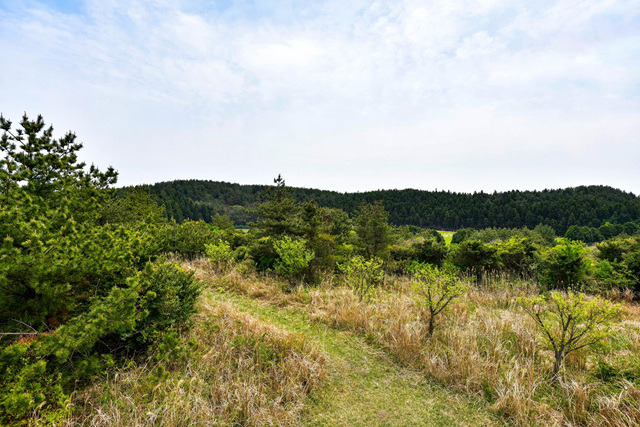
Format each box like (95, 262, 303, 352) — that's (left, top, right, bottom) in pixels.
(2, 114, 640, 425)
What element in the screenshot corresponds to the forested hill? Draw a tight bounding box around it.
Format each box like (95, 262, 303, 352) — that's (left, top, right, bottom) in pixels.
(131, 180, 640, 235)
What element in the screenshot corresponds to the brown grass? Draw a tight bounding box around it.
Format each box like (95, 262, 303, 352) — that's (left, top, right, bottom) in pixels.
(186, 259, 640, 426)
(65, 298, 325, 426)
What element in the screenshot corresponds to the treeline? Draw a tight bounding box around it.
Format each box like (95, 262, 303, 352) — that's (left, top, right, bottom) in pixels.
(130, 179, 640, 235)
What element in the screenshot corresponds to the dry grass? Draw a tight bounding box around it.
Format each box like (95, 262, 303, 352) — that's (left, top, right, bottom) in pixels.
(64, 298, 324, 426)
(187, 259, 640, 426)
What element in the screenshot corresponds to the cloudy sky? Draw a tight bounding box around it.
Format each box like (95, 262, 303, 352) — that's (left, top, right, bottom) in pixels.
(1, 0, 639, 193)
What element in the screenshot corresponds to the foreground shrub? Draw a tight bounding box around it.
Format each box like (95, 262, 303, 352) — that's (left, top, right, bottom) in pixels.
(338, 255, 384, 301)
(0, 115, 202, 423)
(518, 291, 620, 380)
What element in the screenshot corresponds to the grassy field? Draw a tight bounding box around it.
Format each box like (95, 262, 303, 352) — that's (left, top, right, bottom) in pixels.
(438, 230, 454, 245)
(185, 260, 640, 426)
(62, 258, 640, 426)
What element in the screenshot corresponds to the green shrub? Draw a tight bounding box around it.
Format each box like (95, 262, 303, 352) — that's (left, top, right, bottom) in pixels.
(273, 236, 315, 284)
(133, 260, 201, 345)
(0, 114, 203, 423)
(534, 239, 590, 290)
(205, 240, 236, 272)
(450, 240, 499, 280)
(494, 237, 536, 277)
(158, 220, 221, 258)
(338, 255, 384, 301)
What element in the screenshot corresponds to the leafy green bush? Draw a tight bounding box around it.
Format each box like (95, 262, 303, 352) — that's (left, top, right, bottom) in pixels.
(0, 114, 202, 423)
(450, 240, 499, 280)
(273, 236, 315, 284)
(205, 240, 236, 272)
(338, 255, 384, 301)
(158, 220, 221, 258)
(494, 237, 536, 277)
(133, 260, 201, 345)
(534, 239, 590, 290)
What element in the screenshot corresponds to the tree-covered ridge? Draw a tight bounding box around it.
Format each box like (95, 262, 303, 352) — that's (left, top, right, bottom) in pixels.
(132, 180, 640, 234)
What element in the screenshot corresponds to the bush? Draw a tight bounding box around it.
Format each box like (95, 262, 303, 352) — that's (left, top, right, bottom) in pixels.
(158, 220, 221, 258)
(273, 236, 315, 285)
(494, 237, 536, 277)
(133, 260, 201, 345)
(205, 240, 236, 272)
(0, 114, 202, 422)
(535, 239, 590, 290)
(338, 255, 384, 301)
(450, 240, 499, 280)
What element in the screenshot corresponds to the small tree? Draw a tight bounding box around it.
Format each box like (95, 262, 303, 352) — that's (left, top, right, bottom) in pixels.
(205, 240, 236, 273)
(273, 236, 315, 284)
(411, 263, 469, 336)
(338, 255, 384, 301)
(518, 291, 620, 381)
(535, 239, 590, 290)
(354, 201, 392, 260)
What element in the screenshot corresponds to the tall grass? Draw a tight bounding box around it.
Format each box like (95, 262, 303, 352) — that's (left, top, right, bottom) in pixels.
(189, 259, 640, 426)
(63, 298, 325, 426)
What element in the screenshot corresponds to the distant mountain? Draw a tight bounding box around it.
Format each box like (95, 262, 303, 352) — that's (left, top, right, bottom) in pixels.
(128, 180, 640, 235)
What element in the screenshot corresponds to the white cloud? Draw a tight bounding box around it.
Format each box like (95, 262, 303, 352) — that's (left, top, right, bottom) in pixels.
(0, 0, 638, 192)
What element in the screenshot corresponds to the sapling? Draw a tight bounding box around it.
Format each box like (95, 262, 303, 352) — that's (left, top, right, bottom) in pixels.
(411, 263, 469, 337)
(338, 255, 384, 301)
(518, 291, 620, 381)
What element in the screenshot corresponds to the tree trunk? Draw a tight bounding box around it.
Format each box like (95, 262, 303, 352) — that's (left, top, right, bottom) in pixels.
(428, 314, 434, 337)
(552, 351, 564, 382)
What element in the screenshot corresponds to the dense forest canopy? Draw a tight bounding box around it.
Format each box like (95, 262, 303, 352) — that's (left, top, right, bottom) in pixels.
(128, 180, 640, 235)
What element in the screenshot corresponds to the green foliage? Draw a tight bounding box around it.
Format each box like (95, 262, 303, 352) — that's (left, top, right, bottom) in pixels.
(250, 175, 301, 238)
(158, 220, 220, 258)
(494, 237, 537, 277)
(450, 240, 499, 280)
(273, 236, 315, 284)
(101, 189, 166, 226)
(354, 201, 392, 260)
(410, 263, 469, 336)
(535, 239, 590, 290)
(453, 226, 555, 246)
(451, 229, 474, 245)
(0, 114, 202, 423)
(534, 224, 557, 246)
(140, 180, 640, 234)
(133, 261, 201, 345)
(518, 291, 620, 379)
(205, 240, 236, 272)
(338, 255, 384, 301)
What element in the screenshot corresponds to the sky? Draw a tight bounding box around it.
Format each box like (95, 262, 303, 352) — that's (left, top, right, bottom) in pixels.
(1, 0, 639, 194)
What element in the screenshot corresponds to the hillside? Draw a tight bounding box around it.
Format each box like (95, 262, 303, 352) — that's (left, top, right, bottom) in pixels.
(131, 180, 640, 235)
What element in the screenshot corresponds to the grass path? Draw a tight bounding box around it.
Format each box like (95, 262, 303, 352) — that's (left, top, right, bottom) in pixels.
(206, 289, 499, 426)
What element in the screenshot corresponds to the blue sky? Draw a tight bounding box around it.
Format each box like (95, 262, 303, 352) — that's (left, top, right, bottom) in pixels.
(1, 0, 639, 193)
